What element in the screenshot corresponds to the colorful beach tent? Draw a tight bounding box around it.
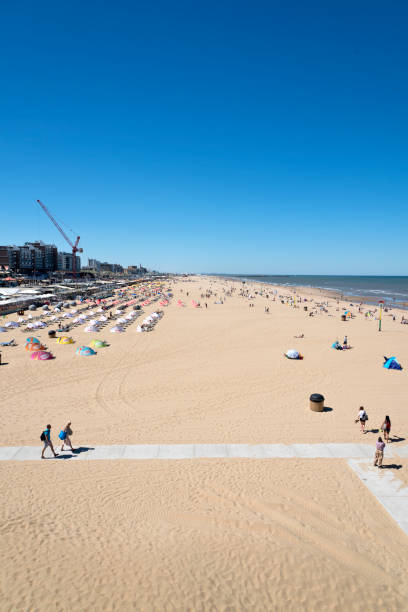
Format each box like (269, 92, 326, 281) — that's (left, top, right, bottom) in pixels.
(383, 356, 403, 370)
(26, 336, 40, 344)
(90, 339, 108, 348)
(76, 346, 96, 356)
(57, 336, 74, 345)
(30, 350, 53, 360)
(25, 341, 44, 351)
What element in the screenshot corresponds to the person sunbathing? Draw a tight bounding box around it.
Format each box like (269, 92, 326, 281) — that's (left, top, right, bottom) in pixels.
(294, 334, 304, 338)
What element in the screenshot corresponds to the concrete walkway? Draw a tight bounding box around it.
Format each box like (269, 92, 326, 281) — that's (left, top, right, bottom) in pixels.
(1, 442, 406, 461)
(348, 459, 408, 536)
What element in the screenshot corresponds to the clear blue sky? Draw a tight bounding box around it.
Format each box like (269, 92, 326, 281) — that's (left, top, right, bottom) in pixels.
(1, 1, 407, 274)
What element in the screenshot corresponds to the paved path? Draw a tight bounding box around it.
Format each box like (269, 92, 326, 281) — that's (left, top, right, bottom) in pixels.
(1, 442, 406, 461)
(348, 459, 408, 536)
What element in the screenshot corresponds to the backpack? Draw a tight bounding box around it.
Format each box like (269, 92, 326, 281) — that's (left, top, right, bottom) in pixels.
(58, 430, 67, 440)
(40, 431, 46, 441)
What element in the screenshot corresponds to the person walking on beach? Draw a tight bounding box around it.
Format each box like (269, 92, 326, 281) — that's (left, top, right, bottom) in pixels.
(374, 437, 385, 467)
(381, 416, 391, 443)
(356, 407, 368, 433)
(59, 422, 74, 452)
(343, 335, 348, 347)
(41, 424, 59, 459)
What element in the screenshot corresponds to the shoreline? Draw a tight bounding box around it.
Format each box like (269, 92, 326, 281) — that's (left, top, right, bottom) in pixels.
(209, 274, 408, 312)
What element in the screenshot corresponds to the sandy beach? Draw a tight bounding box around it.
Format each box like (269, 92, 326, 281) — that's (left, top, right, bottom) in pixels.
(1, 275, 407, 610)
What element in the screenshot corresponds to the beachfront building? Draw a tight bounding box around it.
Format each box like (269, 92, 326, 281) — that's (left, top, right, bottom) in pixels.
(25, 241, 58, 273)
(58, 252, 81, 273)
(88, 258, 101, 271)
(0, 245, 19, 271)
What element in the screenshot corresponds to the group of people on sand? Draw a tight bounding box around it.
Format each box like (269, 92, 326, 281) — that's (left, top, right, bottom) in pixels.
(41, 422, 74, 459)
(355, 408, 392, 468)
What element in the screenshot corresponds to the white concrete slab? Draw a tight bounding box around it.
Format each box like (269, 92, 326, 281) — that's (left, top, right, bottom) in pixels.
(0, 446, 21, 461)
(261, 444, 297, 458)
(348, 459, 408, 537)
(376, 497, 408, 523)
(227, 444, 267, 458)
(158, 445, 194, 459)
(327, 443, 380, 458)
(292, 444, 333, 458)
(12, 446, 42, 461)
(75, 445, 126, 460)
(194, 444, 228, 458)
(122, 445, 159, 459)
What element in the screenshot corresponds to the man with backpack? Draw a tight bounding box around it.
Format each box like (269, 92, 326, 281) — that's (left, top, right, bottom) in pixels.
(41, 424, 59, 459)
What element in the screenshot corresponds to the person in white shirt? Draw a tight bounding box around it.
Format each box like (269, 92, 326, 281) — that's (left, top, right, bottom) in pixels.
(356, 407, 368, 433)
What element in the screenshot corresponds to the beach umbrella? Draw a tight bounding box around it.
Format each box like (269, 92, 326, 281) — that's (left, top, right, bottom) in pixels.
(99, 315, 107, 322)
(5, 321, 19, 328)
(286, 349, 300, 359)
(29, 304, 37, 311)
(30, 350, 54, 360)
(76, 346, 96, 356)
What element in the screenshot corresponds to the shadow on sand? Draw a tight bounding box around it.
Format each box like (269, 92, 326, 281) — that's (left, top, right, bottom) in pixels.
(55, 446, 95, 459)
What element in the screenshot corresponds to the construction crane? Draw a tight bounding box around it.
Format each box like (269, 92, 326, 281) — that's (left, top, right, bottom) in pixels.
(37, 199, 83, 278)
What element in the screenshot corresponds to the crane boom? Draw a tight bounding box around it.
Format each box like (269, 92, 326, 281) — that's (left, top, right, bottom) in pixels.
(37, 200, 74, 249)
(37, 199, 82, 278)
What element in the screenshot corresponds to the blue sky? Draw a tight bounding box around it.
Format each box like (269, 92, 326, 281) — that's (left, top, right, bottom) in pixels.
(1, 1, 407, 274)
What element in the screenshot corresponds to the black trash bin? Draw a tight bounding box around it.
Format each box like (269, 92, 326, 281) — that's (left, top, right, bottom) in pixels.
(341, 314, 346, 321)
(310, 393, 325, 412)
(48, 330, 56, 338)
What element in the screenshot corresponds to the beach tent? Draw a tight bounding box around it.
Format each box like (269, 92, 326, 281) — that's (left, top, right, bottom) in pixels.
(26, 336, 40, 344)
(30, 350, 54, 360)
(85, 325, 99, 333)
(110, 325, 124, 333)
(90, 339, 108, 349)
(344, 310, 352, 318)
(76, 346, 96, 356)
(383, 356, 403, 370)
(25, 341, 44, 351)
(285, 349, 303, 360)
(57, 336, 74, 345)
(0, 327, 8, 333)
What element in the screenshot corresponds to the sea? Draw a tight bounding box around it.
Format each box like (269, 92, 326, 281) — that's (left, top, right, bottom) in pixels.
(215, 275, 408, 307)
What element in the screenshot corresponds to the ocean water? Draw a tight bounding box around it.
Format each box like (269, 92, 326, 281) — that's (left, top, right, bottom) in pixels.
(218, 275, 408, 306)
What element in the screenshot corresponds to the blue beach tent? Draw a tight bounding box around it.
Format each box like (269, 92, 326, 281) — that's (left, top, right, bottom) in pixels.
(383, 356, 403, 370)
